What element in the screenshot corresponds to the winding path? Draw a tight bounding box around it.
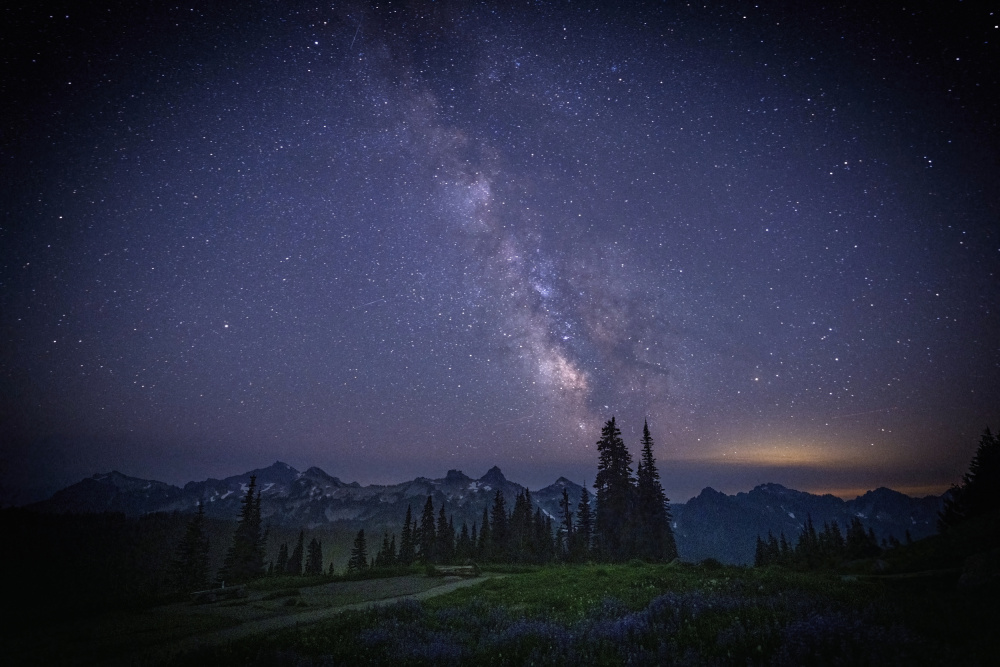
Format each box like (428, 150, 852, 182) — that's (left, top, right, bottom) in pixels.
(140, 575, 493, 664)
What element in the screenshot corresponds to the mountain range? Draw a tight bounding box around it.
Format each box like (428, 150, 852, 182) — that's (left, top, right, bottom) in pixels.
(26, 462, 943, 565)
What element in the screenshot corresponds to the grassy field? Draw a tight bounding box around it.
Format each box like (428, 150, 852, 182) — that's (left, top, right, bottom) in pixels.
(166, 561, 997, 666)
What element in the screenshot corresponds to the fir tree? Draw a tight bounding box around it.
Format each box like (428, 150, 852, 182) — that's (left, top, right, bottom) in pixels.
(754, 531, 782, 567)
(419, 496, 436, 563)
(509, 490, 532, 561)
(574, 485, 594, 560)
(845, 517, 879, 560)
(436, 506, 454, 564)
(635, 420, 678, 561)
(818, 521, 845, 565)
(170, 502, 211, 591)
(456, 522, 473, 562)
(375, 533, 397, 567)
(559, 487, 574, 558)
(399, 505, 416, 566)
(305, 538, 323, 575)
(533, 507, 552, 563)
(779, 532, 791, 563)
(940, 427, 1000, 531)
(767, 532, 780, 564)
(594, 417, 635, 560)
(477, 505, 491, 558)
(274, 541, 288, 575)
(348, 529, 368, 572)
(287, 530, 304, 575)
(218, 476, 266, 584)
(795, 515, 820, 568)
(490, 489, 508, 561)
(754, 535, 767, 567)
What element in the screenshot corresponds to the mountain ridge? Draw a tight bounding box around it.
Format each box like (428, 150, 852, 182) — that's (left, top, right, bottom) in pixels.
(26, 464, 942, 565)
(673, 482, 942, 564)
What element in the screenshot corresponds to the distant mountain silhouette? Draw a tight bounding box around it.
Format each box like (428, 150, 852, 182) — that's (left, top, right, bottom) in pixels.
(27, 465, 940, 564)
(28, 470, 183, 515)
(672, 483, 942, 564)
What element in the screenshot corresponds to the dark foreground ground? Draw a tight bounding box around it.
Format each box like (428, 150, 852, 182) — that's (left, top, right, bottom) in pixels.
(9, 560, 996, 666)
(7, 573, 489, 665)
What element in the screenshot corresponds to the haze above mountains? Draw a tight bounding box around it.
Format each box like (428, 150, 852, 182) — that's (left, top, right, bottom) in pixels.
(26, 462, 942, 565)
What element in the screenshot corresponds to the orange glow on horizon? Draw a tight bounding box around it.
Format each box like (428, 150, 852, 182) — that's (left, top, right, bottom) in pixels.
(674, 439, 867, 469)
(805, 483, 951, 501)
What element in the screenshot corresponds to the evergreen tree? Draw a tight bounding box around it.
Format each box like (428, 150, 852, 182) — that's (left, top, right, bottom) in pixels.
(274, 541, 288, 575)
(754, 531, 783, 567)
(779, 532, 791, 564)
(477, 505, 492, 559)
(795, 515, 820, 568)
(533, 507, 551, 563)
(845, 517, 880, 560)
(635, 420, 678, 561)
(595, 417, 635, 560)
(218, 476, 266, 584)
(399, 505, 416, 566)
(940, 427, 1000, 531)
(817, 521, 845, 565)
(287, 530, 304, 575)
(559, 488, 574, 559)
(509, 490, 532, 561)
(574, 485, 595, 561)
(305, 538, 323, 575)
(490, 489, 508, 561)
(170, 502, 211, 591)
(754, 535, 767, 567)
(375, 532, 397, 567)
(348, 529, 368, 572)
(767, 532, 780, 564)
(456, 522, 473, 562)
(419, 496, 436, 563)
(436, 506, 454, 564)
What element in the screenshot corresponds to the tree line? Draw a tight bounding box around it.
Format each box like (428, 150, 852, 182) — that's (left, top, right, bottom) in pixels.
(349, 417, 678, 571)
(753, 515, 883, 569)
(171, 417, 681, 585)
(345, 485, 577, 572)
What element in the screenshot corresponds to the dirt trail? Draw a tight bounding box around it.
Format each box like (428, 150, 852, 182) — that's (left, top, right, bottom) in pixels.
(137, 575, 493, 664)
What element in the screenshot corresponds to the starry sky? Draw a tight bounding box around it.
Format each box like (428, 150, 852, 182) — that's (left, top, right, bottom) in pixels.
(2, 1, 997, 505)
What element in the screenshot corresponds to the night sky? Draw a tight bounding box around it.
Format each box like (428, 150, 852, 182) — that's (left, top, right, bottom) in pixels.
(2, 1, 997, 505)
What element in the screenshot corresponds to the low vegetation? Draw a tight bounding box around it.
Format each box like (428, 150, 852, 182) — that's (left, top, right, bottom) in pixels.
(167, 561, 995, 665)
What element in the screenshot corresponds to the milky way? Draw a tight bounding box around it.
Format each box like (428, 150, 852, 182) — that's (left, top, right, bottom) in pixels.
(2, 1, 997, 503)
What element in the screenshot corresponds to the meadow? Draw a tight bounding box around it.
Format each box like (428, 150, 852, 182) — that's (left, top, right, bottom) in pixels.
(165, 560, 996, 666)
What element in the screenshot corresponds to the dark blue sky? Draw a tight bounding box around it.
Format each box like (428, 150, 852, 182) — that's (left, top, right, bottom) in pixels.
(2, 1, 997, 505)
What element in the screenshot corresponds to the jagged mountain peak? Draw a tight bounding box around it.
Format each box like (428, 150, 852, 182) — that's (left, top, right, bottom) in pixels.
(536, 477, 582, 493)
(302, 466, 335, 481)
(752, 482, 792, 494)
(746, 482, 818, 499)
(244, 461, 300, 484)
(854, 486, 907, 502)
(479, 466, 507, 486)
(695, 486, 727, 499)
(444, 469, 471, 484)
